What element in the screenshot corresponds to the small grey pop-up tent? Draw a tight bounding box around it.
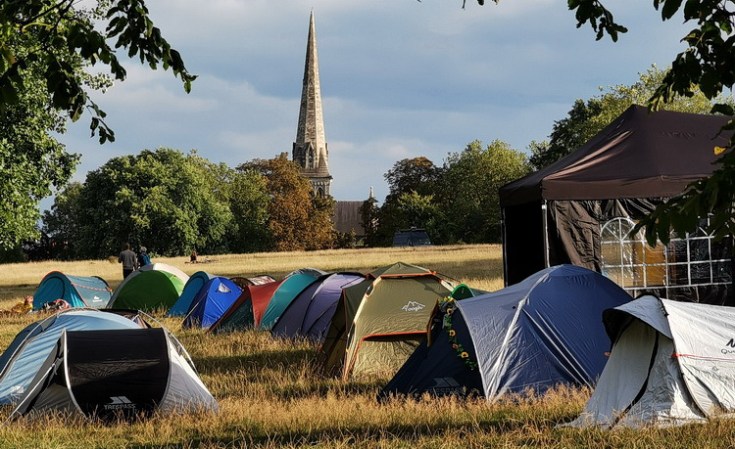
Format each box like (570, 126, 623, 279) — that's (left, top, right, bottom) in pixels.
(569, 294, 735, 428)
(379, 265, 632, 401)
(499, 106, 734, 305)
(10, 328, 217, 422)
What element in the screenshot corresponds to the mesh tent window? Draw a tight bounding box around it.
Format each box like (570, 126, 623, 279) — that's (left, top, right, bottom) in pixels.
(600, 216, 732, 296)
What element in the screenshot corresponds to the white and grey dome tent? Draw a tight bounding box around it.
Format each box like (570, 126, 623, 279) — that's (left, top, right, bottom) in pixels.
(569, 294, 735, 428)
(10, 327, 217, 422)
(0, 309, 148, 405)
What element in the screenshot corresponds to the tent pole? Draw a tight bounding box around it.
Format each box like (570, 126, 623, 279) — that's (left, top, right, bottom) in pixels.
(501, 207, 509, 287)
(542, 201, 550, 268)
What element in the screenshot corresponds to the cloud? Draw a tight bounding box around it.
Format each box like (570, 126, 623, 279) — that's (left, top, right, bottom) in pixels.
(51, 0, 698, 211)
(99, 68, 217, 113)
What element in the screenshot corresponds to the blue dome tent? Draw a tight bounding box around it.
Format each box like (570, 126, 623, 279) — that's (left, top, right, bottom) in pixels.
(380, 265, 633, 401)
(183, 277, 242, 329)
(167, 271, 214, 317)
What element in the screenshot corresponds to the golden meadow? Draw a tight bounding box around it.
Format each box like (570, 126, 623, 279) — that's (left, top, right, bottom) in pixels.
(0, 244, 733, 448)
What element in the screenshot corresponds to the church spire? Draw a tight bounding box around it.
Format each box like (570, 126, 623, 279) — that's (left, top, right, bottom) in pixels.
(293, 11, 332, 197)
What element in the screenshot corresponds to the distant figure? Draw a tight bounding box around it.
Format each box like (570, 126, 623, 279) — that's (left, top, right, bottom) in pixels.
(118, 243, 138, 278)
(190, 250, 198, 264)
(138, 246, 152, 267)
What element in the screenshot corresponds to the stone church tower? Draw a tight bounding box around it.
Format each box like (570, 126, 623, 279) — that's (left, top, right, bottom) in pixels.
(292, 12, 332, 197)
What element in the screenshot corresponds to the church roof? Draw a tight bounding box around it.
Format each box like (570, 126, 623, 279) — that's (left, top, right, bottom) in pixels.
(333, 201, 365, 235)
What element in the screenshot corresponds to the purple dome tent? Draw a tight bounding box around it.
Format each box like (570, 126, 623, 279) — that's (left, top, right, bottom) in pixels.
(271, 272, 365, 342)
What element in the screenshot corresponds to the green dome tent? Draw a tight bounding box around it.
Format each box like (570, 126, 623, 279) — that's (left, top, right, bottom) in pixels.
(108, 263, 188, 311)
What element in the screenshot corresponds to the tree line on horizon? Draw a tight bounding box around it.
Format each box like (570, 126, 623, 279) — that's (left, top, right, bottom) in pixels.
(32, 140, 529, 260)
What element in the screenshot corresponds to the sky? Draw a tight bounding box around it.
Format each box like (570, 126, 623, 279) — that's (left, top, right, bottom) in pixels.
(54, 0, 693, 207)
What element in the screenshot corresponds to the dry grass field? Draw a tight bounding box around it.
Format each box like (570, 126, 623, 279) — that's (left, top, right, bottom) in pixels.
(0, 244, 732, 448)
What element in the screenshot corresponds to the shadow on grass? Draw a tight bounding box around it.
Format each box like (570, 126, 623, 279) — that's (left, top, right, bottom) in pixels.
(194, 348, 318, 375)
(123, 415, 537, 449)
(195, 349, 387, 401)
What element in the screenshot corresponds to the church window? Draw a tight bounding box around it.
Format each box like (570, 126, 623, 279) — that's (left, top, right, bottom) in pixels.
(308, 149, 315, 168)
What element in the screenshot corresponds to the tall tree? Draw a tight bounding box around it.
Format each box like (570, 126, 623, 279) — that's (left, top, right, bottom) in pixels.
(0, 67, 77, 249)
(370, 157, 442, 246)
(310, 194, 337, 251)
(50, 148, 232, 258)
(41, 181, 83, 258)
(395, 191, 444, 243)
(384, 156, 439, 202)
(360, 195, 381, 247)
(244, 155, 334, 252)
(227, 167, 272, 253)
(0, 0, 193, 250)
(0, 0, 195, 143)
(477, 0, 735, 244)
(438, 140, 529, 243)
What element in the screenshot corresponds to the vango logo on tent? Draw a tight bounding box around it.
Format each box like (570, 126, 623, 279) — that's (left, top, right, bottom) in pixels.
(401, 301, 425, 312)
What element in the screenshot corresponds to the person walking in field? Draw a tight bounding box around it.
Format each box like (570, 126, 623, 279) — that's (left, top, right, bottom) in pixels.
(118, 243, 138, 279)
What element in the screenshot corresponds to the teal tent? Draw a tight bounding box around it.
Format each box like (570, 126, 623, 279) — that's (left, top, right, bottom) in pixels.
(259, 268, 325, 330)
(33, 272, 112, 309)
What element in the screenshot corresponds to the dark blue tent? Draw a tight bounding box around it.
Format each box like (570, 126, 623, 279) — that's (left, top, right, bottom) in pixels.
(271, 272, 365, 342)
(379, 265, 632, 401)
(183, 277, 242, 329)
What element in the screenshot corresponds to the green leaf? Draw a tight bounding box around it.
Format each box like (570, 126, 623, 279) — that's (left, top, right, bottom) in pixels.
(711, 104, 734, 116)
(660, 0, 683, 20)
